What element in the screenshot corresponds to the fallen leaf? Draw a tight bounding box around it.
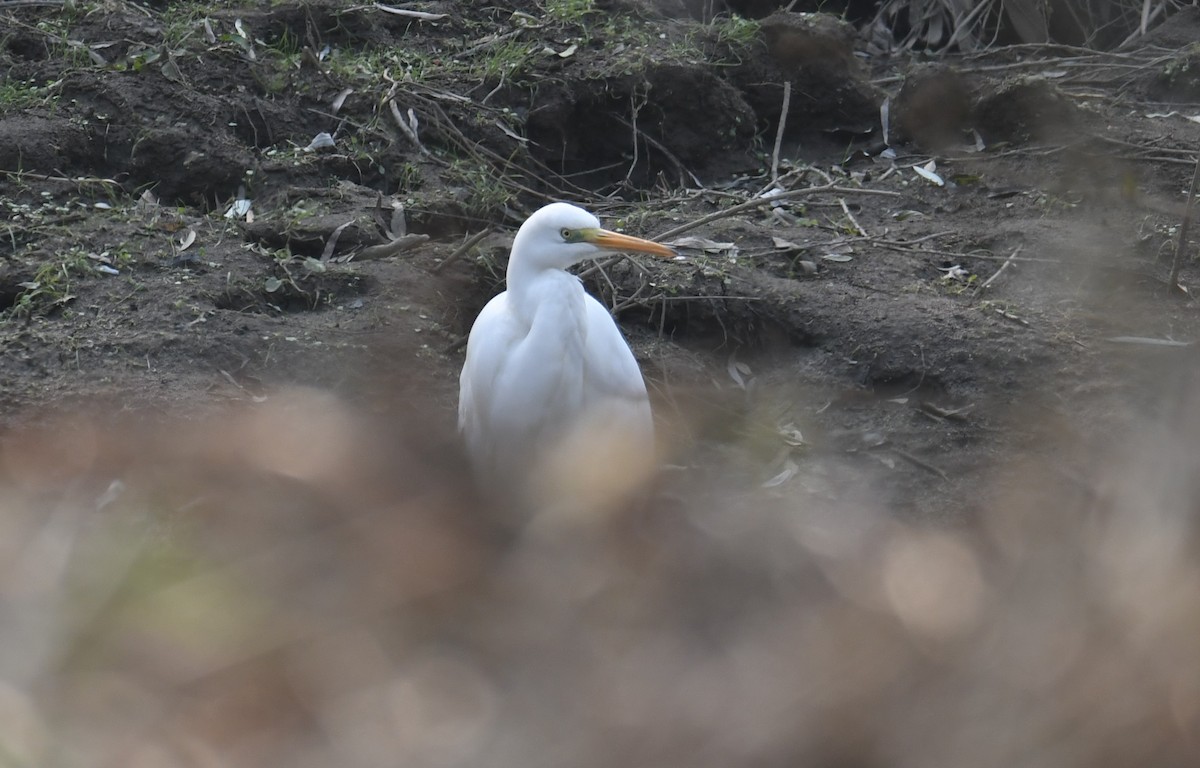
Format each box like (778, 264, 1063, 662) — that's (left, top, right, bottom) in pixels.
(778, 422, 806, 447)
(762, 459, 799, 488)
(161, 58, 185, 83)
(880, 95, 891, 145)
(913, 160, 945, 187)
(374, 4, 448, 20)
(331, 88, 353, 114)
(304, 132, 336, 151)
(1105, 336, 1192, 347)
(667, 236, 737, 253)
(224, 197, 252, 220)
(494, 119, 529, 144)
(727, 356, 752, 389)
(939, 265, 970, 281)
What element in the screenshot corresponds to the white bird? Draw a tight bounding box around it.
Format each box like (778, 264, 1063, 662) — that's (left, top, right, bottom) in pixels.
(458, 202, 676, 507)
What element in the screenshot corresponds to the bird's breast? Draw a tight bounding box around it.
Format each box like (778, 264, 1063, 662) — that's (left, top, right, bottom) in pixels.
(519, 279, 589, 408)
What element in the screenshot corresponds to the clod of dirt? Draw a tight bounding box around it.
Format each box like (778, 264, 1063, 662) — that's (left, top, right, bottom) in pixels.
(131, 127, 253, 204)
(731, 12, 883, 138)
(729, 0, 839, 18)
(0, 265, 30, 312)
(243, 181, 411, 251)
(759, 12, 859, 72)
(1136, 5, 1200, 49)
(243, 213, 384, 258)
(973, 76, 1080, 145)
(892, 63, 972, 151)
(593, 0, 696, 19)
(1146, 42, 1200, 103)
(216, 259, 376, 315)
(0, 117, 94, 176)
(525, 62, 756, 189)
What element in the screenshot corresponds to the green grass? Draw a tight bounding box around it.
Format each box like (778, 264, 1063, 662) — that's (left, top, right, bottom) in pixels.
(447, 159, 510, 216)
(8, 250, 93, 317)
(710, 14, 759, 48)
(0, 80, 53, 112)
(544, 0, 595, 23)
(475, 39, 538, 81)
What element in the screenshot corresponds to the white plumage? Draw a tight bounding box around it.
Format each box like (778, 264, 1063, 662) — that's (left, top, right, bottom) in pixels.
(458, 203, 675, 504)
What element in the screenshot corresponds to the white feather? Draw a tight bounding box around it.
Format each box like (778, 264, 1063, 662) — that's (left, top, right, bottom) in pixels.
(458, 203, 669, 504)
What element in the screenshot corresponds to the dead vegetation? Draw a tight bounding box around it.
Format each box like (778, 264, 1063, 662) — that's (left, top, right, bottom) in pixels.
(3, 0, 1200, 762)
(1, 368, 1199, 767)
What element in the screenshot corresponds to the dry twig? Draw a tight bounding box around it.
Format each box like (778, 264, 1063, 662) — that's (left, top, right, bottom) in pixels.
(1168, 151, 1200, 292)
(654, 184, 901, 241)
(838, 198, 866, 237)
(890, 447, 950, 480)
(353, 234, 429, 261)
(975, 245, 1023, 295)
(771, 81, 791, 185)
(612, 116, 701, 188)
(434, 229, 491, 275)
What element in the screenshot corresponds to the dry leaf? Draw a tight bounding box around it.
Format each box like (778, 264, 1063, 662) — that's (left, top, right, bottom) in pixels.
(726, 356, 752, 389)
(667, 236, 736, 253)
(762, 459, 799, 488)
(304, 132, 336, 152)
(331, 88, 353, 114)
(913, 160, 945, 187)
(374, 4, 448, 20)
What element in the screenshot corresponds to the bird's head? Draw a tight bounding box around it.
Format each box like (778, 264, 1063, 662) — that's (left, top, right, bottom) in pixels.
(512, 202, 675, 272)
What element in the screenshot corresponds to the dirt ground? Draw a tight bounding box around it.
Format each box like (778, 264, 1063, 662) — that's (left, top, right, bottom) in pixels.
(5, 1, 1200, 765)
(6, 0, 1200, 519)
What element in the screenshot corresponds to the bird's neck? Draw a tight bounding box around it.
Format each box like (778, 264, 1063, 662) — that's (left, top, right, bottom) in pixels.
(506, 261, 582, 324)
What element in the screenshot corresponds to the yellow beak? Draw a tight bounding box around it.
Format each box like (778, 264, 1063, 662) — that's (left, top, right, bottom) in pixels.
(587, 229, 676, 259)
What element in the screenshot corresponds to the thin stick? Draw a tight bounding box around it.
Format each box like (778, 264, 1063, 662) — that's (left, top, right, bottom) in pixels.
(771, 81, 791, 185)
(612, 116, 701, 188)
(754, 163, 812, 199)
(433, 229, 490, 274)
(654, 183, 901, 241)
(891, 448, 950, 480)
(872, 240, 1059, 263)
(1, 170, 120, 186)
(387, 99, 430, 156)
(975, 245, 1023, 295)
(624, 93, 640, 185)
(1168, 150, 1200, 291)
(889, 230, 956, 245)
(838, 198, 866, 237)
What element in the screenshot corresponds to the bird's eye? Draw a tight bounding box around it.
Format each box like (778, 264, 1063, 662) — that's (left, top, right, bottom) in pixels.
(560, 228, 572, 240)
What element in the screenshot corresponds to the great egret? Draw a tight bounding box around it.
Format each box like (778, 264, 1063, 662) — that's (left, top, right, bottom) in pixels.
(458, 202, 675, 508)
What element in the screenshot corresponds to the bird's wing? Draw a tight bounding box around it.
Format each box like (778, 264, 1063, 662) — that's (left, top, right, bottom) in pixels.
(460, 290, 587, 479)
(459, 290, 654, 486)
(458, 293, 524, 465)
(581, 294, 653, 431)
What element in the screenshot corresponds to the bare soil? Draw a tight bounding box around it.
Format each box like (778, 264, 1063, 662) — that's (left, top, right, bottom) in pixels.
(4, 0, 1200, 522)
(8, 4, 1200, 766)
